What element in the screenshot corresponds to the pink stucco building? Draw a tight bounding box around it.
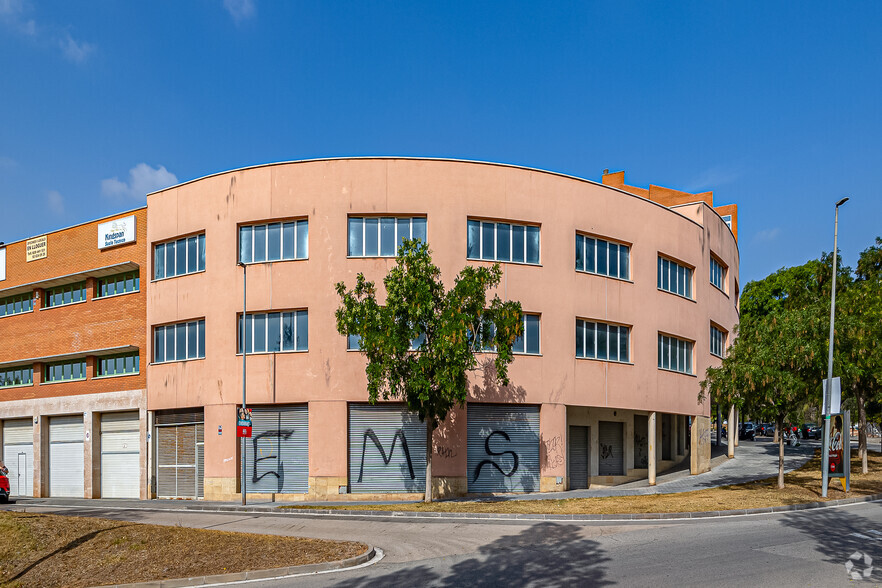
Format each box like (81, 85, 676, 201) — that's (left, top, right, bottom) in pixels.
(145, 158, 739, 501)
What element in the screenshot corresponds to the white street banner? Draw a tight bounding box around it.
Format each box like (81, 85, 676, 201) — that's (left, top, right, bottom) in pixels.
(823, 377, 841, 415)
(98, 215, 136, 249)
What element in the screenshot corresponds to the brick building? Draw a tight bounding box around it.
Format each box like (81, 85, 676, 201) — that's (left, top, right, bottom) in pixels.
(0, 208, 148, 499)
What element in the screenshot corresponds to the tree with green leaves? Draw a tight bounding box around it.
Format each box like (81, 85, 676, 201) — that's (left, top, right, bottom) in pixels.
(335, 239, 523, 502)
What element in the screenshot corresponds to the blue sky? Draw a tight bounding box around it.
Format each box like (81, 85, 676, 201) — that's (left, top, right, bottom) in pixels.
(1, 1, 879, 283)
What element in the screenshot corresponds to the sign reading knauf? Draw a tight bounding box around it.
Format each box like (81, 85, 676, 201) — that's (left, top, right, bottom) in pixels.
(98, 215, 137, 249)
(26, 236, 47, 261)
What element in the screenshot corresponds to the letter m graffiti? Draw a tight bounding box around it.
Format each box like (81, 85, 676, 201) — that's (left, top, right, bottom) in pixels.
(358, 428, 416, 482)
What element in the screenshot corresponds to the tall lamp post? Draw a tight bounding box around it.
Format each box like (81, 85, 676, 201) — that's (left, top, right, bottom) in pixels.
(822, 197, 848, 497)
(238, 261, 247, 506)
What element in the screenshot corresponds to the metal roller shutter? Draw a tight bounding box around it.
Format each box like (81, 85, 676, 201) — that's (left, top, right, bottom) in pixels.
(467, 405, 539, 493)
(155, 409, 203, 498)
(598, 421, 624, 476)
(677, 415, 684, 455)
(349, 404, 426, 494)
(245, 406, 308, 494)
(634, 415, 649, 469)
(568, 425, 589, 490)
(662, 414, 672, 460)
(3, 419, 33, 497)
(100, 412, 140, 498)
(49, 415, 84, 497)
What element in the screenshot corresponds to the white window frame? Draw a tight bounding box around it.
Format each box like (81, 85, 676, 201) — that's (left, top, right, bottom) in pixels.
(710, 325, 726, 358)
(576, 319, 631, 363)
(347, 216, 427, 258)
(153, 319, 206, 363)
(657, 333, 694, 375)
(238, 219, 308, 264)
(238, 310, 308, 354)
(467, 219, 540, 265)
(657, 255, 694, 299)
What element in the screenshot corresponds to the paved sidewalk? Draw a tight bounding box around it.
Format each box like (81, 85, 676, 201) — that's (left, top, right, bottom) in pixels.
(1, 438, 830, 513)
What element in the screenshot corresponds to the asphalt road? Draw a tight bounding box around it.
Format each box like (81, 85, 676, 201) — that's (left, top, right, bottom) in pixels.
(7, 501, 882, 587)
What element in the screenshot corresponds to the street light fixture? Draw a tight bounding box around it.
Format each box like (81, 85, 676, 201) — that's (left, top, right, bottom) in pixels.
(822, 197, 848, 497)
(238, 260, 247, 506)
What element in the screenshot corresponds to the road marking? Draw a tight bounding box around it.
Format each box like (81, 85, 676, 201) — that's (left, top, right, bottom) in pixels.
(851, 533, 874, 540)
(199, 548, 385, 586)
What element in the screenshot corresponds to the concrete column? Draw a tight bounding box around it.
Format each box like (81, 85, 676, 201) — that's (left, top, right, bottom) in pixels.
(690, 415, 711, 474)
(539, 403, 567, 492)
(734, 408, 741, 447)
(648, 412, 657, 485)
(33, 415, 46, 497)
(83, 411, 99, 498)
(680, 415, 687, 456)
(727, 405, 736, 458)
(142, 408, 152, 500)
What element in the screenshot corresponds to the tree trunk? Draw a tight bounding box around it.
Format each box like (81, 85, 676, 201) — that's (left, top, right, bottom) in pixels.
(425, 417, 434, 503)
(777, 415, 785, 489)
(857, 390, 868, 474)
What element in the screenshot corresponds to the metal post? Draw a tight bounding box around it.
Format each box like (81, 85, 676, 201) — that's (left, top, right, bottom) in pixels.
(822, 197, 848, 497)
(239, 262, 247, 506)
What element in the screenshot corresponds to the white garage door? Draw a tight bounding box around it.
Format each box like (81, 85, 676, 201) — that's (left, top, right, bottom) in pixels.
(49, 415, 84, 497)
(100, 412, 140, 498)
(3, 419, 33, 497)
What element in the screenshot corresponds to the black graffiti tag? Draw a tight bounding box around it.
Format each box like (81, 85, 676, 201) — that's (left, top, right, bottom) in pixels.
(473, 430, 519, 482)
(251, 429, 295, 492)
(600, 443, 614, 460)
(358, 428, 415, 482)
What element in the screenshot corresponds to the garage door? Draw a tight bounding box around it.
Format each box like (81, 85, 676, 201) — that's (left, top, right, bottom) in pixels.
(49, 415, 84, 497)
(245, 406, 308, 494)
(634, 415, 649, 469)
(568, 425, 589, 490)
(349, 404, 426, 494)
(155, 410, 203, 499)
(662, 414, 672, 460)
(3, 419, 33, 497)
(598, 421, 624, 476)
(467, 405, 539, 493)
(100, 412, 140, 498)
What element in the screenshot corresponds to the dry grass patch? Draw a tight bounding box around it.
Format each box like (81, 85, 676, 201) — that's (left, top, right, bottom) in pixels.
(283, 450, 882, 516)
(0, 511, 366, 588)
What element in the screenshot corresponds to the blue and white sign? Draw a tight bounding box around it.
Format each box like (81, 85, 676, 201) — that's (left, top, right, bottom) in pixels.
(98, 215, 136, 249)
(0, 247, 5, 281)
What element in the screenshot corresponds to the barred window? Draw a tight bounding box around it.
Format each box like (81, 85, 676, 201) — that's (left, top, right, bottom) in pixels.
(0, 366, 33, 388)
(576, 234, 630, 280)
(576, 320, 630, 363)
(348, 216, 426, 257)
(45, 359, 87, 383)
(467, 219, 539, 265)
(44, 282, 87, 308)
(96, 271, 140, 298)
(0, 293, 33, 317)
(658, 334, 693, 374)
(154, 234, 205, 280)
(238, 311, 308, 353)
(97, 352, 140, 377)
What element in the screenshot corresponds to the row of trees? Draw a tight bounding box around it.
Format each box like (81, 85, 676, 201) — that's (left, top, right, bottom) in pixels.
(701, 237, 882, 488)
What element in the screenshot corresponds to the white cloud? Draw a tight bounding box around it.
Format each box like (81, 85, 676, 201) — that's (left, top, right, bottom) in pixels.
(0, 0, 25, 17)
(223, 0, 255, 23)
(101, 163, 179, 201)
(753, 228, 781, 243)
(46, 190, 64, 216)
(59, 32, 94, 63)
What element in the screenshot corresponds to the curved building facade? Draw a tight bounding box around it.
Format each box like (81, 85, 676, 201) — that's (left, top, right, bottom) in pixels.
(146, 158, 739, 500)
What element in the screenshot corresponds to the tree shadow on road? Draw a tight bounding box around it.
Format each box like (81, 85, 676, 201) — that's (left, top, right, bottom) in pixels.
(338, 522, 612, 587)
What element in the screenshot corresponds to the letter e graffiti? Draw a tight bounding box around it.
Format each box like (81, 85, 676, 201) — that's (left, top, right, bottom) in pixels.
(251, 429, 295, 492)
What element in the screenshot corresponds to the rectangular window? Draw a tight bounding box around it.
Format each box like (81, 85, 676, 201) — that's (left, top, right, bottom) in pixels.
(43, 282, 87, 308)
(710, 256, 726, 292)
(0, 366, 33, 387)
(44, 359, 86, 383)
(710, 325, 726, 358)
(238, 310, 308, 354)
(658, 334, 694, 374)
(154, 233, 206, 279)
(576, 320, 630, 363)
(467, 219, 540, 265)
(511, 314, 541, 355)
(153, 320, 206, 363)
(239, 220, 309, 263)
(576, 234, 629, 279)
(95, 271, 140, 298)
(0, 293, 34, 317)
(657, 256, 693, 299)
(97, 352, 140, 377)
(721, 215, 733, 230)
(348, 216, 426, 257)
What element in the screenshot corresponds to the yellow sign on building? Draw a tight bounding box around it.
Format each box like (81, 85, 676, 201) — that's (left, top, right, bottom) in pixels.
(26, 236, 47, 262)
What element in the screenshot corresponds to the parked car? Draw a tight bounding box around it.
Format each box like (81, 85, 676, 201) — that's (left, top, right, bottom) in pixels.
(807, 425, 822, 439)
(800, 423, 818, 439)
(758, 423, 775, 437)
(0, 473, 9, 503)
(739, 422, 756, 441)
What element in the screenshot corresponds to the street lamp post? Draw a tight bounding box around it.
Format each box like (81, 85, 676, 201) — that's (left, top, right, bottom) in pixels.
(238, 261, 247, 506)
(822, 197, 848, 498)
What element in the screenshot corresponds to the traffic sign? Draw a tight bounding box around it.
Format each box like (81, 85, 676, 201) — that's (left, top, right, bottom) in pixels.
(237, 425, 252, 438)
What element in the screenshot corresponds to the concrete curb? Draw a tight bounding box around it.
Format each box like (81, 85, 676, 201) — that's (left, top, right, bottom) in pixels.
(266, 492, 882, 522)
(106, 546, 376, 587)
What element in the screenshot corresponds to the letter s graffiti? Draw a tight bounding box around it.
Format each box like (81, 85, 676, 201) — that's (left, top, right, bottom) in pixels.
(473, 430, 519, 482)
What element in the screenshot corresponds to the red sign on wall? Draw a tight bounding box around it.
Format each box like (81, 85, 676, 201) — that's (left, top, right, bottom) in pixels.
(237, 425, 252, 438)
